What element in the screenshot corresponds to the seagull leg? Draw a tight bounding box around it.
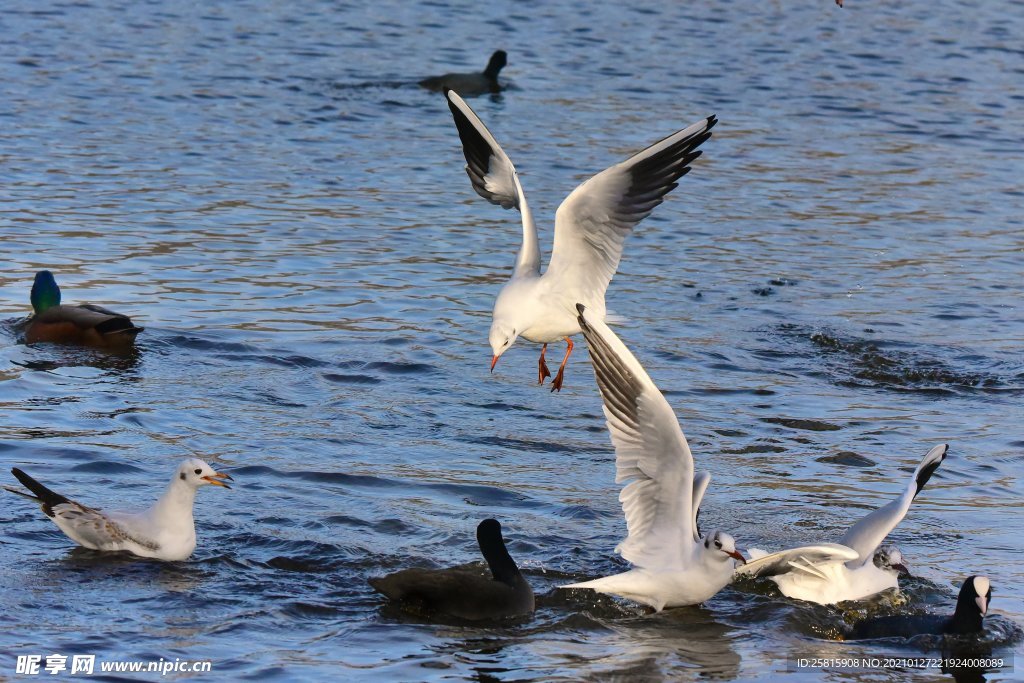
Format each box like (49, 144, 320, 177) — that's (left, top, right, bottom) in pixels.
(549, 337, 574, 392)
(538, 344, 552, 384)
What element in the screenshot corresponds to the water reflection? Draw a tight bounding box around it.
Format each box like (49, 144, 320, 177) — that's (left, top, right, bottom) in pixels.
(591, 608, 742, 680)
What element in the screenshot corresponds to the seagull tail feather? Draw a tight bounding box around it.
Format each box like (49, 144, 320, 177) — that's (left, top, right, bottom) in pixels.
(10, 468, 71, 516)
(3, 484, 40, 501)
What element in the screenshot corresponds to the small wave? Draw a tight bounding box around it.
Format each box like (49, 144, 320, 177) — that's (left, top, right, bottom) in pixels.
(329, 360, 437, 377)
(68, 461, 146, 474)
(322, 373, 382, 385)
(763, 417, 842, 432)
(462, 435, 580, 454)
(815, 451, 876, 467)
(777, 324, 1019, 394)
(231, 465, 402, 490)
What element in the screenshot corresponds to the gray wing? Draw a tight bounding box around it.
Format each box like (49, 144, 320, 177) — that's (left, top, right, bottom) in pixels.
(734, 544, 859, 579)
(445, 90, 541, 277)
(577, 305, 696, 571)
(838, 444, 947, 569)
(691, 470, 711, 542)
(545, 116, 716, 305)
(52, 504, 158, 551)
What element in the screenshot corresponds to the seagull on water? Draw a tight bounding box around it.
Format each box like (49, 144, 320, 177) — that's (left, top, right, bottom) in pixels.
(4, 459, 232, 561)
(560, 305, 744, 611)
(849, 576, 992, 639)
(735, 444, 947, 604)
(445, 90, 716, 391)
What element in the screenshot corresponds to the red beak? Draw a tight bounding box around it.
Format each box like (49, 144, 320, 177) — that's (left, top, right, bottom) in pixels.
(490, 355, 499, 373)
(726, 549, 746, 565)
(202, 471, 234, 489)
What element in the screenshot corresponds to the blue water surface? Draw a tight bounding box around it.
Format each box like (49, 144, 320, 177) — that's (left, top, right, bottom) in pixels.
(1, 0, 1022, 680)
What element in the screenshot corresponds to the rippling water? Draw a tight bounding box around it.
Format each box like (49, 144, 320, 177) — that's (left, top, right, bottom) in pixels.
(2, 0, 1022, 680)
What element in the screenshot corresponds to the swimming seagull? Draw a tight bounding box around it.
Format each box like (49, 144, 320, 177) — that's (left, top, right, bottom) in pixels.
(4, 459, 232, 561)
(560, 305, 744, 611)
(444, 90, 716, 391)
(419, 50, 508, 96)
(848, 576, 992, 639)
(735, 444, 947, 604)
(368, 518, 534, 620)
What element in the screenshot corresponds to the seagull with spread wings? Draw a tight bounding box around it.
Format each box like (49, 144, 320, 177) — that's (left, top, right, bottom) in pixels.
(445, 90, 716, 391)
(735, 444, 947, 604)
(559, 305, 743, 611)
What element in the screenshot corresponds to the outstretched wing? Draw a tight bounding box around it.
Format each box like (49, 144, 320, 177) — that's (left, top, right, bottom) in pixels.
(691, 470, 711, 542)
(445, 90, 540, 277)
(734, 544, 860, 579)
(838, 444, 947, 569)
(546, 116, 716, 304)
(577, 304, 695, 570)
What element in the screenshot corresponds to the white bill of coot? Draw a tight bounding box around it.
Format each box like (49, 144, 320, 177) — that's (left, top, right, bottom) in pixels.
(848, 576, 992, 639)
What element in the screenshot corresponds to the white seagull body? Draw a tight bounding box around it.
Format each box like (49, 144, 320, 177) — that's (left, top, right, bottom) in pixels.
(736, 444, 947, 604)
(560, 305, 744, 611)
(445, 89, 716, 390)
(5, 458, 232, 561)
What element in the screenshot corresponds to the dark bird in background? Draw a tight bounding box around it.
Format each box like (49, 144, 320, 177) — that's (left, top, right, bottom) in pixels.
(369, 518, 534, 621)
(419, 50, 507, 96)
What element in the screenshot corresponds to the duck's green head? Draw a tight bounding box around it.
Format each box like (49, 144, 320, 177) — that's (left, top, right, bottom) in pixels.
(30, 270, 61, 314)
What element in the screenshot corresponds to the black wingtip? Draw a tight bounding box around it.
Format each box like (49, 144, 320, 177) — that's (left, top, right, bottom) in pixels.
(11, 467, 70, 516)
(12, 467, 34, 489)
(913, 444, 947, 500)
(575, 303, 590, 332)
(706, 114, 718, 130)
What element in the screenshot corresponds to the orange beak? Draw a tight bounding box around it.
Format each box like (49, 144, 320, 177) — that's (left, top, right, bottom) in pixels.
(726, 549, 746, 564)
(490, 355, 499, 373)
(202, 471, 234, 489)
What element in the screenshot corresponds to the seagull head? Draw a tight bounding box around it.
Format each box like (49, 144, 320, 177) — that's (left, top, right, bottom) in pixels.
(488, 321, 519, 372)
(176, 458, 233, 490)
(704, 531, 746, 565)
(873, 545, 909, 576)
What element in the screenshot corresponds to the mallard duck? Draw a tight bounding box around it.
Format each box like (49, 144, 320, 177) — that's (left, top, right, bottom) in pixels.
(23, 270, 143, 347)
(419, 50, 507, 96)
